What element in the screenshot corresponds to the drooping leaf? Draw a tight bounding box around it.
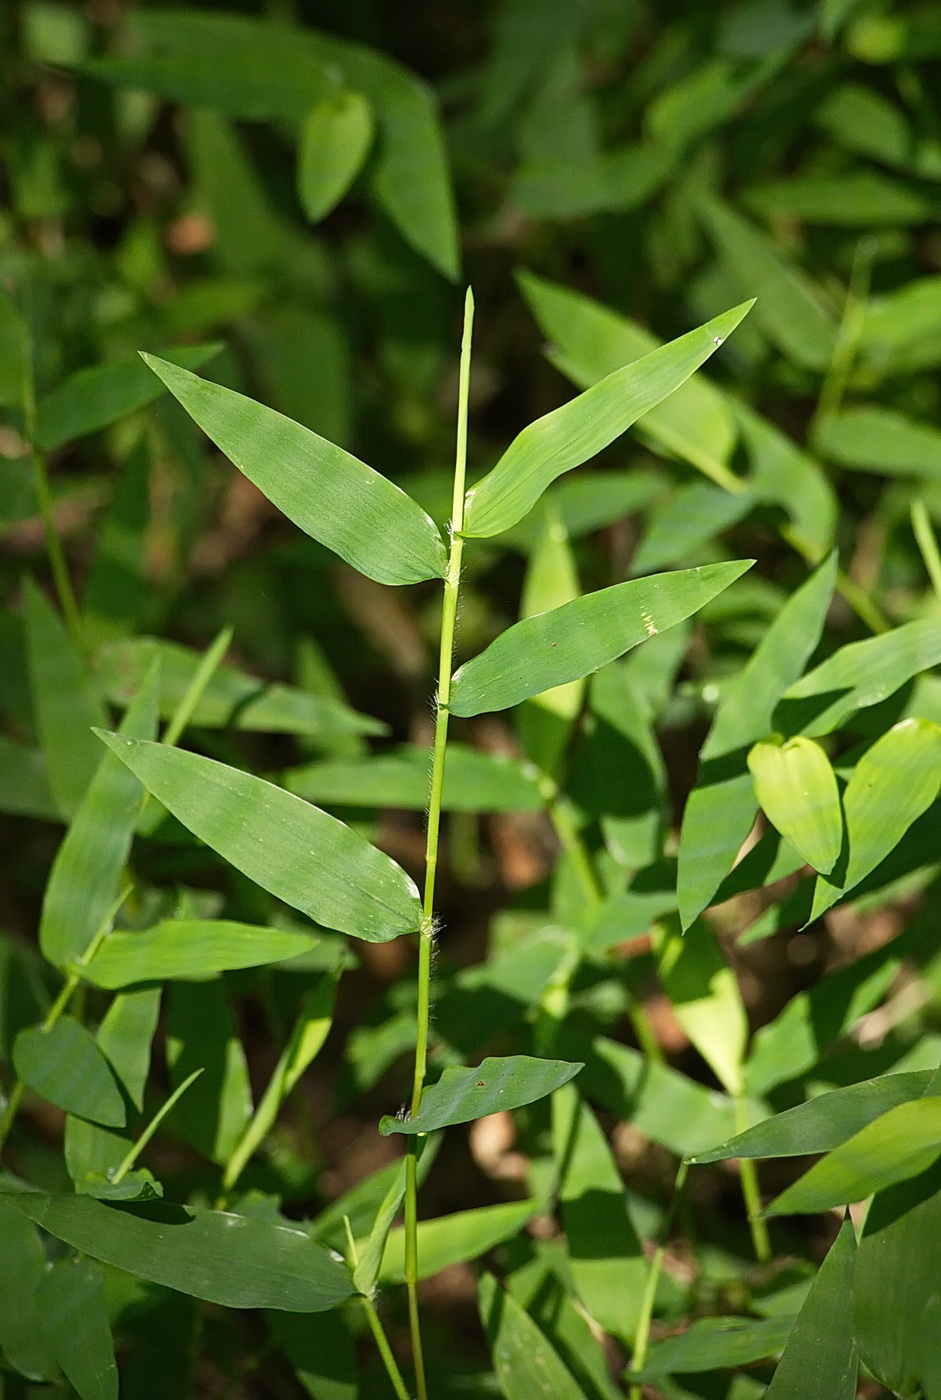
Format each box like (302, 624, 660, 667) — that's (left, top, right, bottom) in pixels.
(630, 1315, 795, 1380)
(653, 918, 748, 1096)
(777, 621, 941, 737)
(13, 1016, 125, 1127)
(36, 344, 220, 451)
(41, 664, 159, 968)
(463, 302, 754, 538)
(379, 1056, 583, 1135)
(763, 1219, 857, 1399)
(0, 1190, 354, 1312)
(677, 550, 838, 928)
(811, 719, 941, 918)
(748, 735, 843, 874)
(284, 742, 543, 812)
(765, 1099, 941, 1216)
(96, 735, 422, 942)
(95, 636, 384, 739)
(552, 1085, 646, 1343)
(37, 1259, 118, 1400)
(298, 91, 374, 221)
(23, 580, 108, 819)
(380, 1199, 539, 1283)
(450, 561, 753, 716)
(478, 1271, 589, 1400)
(690, 1071, 933, 1163)
(81, 921, 318, 989)
(139, 355, 446, 586)
(0, 1196, 58, 1381)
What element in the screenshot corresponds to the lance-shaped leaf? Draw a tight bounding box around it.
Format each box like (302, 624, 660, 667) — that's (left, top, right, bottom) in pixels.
(298, 90, 374, 221)
(38, 1260, 118, 1400)
(629, 1316, 795, 1380)
(677, 550, 838, 928)
(0, 1191, 353, 1313)
(764, 1219, 857, 1400)
(653, 918, 748, 1097)
(380, 1200, 539, 1283)
(811, 718, 941, 919)
(450, 561, 752, 717)
(765, 1099, 941, 1216)
(748, 735, 843, 875)
(0, 1198, 58, 1381)
(95, 735, 422, 942)
(479, 1272, 589, 1400)
(36, 343, 220, 451)
(41, 665, 160, 968)
(80, 921, 318, 989)
(139, 355, 446, 586)
(353, 1157, 406, 1294)
(379, 1056, 582, 1135)
(167, 981, 251, 1165)
(13, 1017, 125, 1127)
(690, 1071, 933, 1164)
(462, 301, 753, 538)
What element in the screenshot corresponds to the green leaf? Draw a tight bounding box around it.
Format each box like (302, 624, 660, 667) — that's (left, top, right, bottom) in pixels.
(298, 91, 374, 221)
(632, 481, 755, 573)
(811, 719, 941, 918)
(677, 550, 838, 928)
(139, 355, 446, 586)
(450, 562, 753, 717)
(690, 1071, 933, 1164)
(0, 735, 58, 820)
(23, 580, 108, 819)
(95, 736, 422, 942)
(36, 344, 220, 451)
(748, 735, 843, 875)
(552, 1085, 646, 1343)
(284, 743, 543, 812)
(765, 1099, 941, 1216)
(853, 1161, 941, 1397)
(856, 273, 941, 378)
(776, 622, 941, 737)
(0, 1197, 58, 1381)
(463, 302, 754, 538)
(268, 1310, 356, 1400)
(13, 1016, 125, 1127)
(653, 919, 748, 1096)
(378, 1056, 583, 1135)
(379, 1199, 539, 1283)
(80, 920, 318, 989)
(815, 406, 941, 481)
(95, 636, 384, 739)
(734, 401, 838, 561)
(166, 981, 251, 1166)
(478, 1271, 589, 1400)
(745, 171, 941, 225)
(0, 288, 27, 409)
(37, 1259, 118, 1400)
(630, 1315, 795, 1379)
(352, 1156, 407, 1294)
(41, 664, 159, 967)
(764, 1220, 857, 1399)
(698, 196, 837, 371)
(516, 269, 741, 491)
(0, 1191, 354, 1313)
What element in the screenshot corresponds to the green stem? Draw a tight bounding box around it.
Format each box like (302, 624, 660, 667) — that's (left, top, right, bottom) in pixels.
(912, 500, 941, 604)
(629, 1161, 688, 1400)
(402, 288, 475, 1400)
(735, 1094, 771, 1263)
(111, 1068, 205, 1185)
(362, 1296, 413, 1400)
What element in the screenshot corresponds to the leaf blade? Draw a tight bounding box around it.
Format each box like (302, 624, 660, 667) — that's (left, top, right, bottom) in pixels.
(379, 1056, 583, 1135)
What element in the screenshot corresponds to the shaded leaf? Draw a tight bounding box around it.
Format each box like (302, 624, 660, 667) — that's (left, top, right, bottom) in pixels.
(38, 1259, 118, 1400)
(1, 1190, 353, 1312)
(166, 981, 251, 1166)
(284, 742, 542, 812)
(96, 735, 422, 942)
(380, 1199, 539, 1283)
(653, 918, 748, 1095)
(268, 1310, 356, 1400)
(630, 1315, 795, 1379)
(379, 1056, 582, 1135)
(479, 1271, 589, 1400)
(81, 921, 318, 989)
(140, 355, 446, 586)
(451, 561, 752, 717)
(815, 405, 941, 481)
(764, 1219, 857, 1399)
(298, 91, 374, 221)
(463, 302, 753, 538)
(0, 1196, 58, 1380)
(748, 735, 843, 874)
(14, 1016, 125, 1127)
(0, 735, 58, 820)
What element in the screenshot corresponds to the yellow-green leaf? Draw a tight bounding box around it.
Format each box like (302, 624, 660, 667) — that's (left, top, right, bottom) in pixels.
(298, 90, 374, 221)
(748, 735, 843, 874)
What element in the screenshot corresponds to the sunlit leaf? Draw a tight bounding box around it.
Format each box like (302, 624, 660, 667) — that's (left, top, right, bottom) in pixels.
(763, 1219, 857, 1399)
(451, 562, 752, 717)
(653, 918, 748, 1096)
(479, 1271, 589, 1400)
(748, 735, 843, 874)
(380, 1199, 539, 1282)
(463, 302, 753, 538)
(80, 920, 318, 989)
(0, 1190, 353, 1312)
(298, 91, 374, 221)
(140, 356, 446, 586)
(630, 1315, 795, 1380)
(96, 735, 422, 942)
(379, 1056, 582, 1135)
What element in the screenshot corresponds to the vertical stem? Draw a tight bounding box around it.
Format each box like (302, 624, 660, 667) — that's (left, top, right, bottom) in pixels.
(629, 1161, 688, 1400)
(735, 1095, 771, 1263)
(403, 288, 475, 1400)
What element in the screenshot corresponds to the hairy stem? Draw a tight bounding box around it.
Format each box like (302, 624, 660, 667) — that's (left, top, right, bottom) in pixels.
(403, 288, 475, 1400)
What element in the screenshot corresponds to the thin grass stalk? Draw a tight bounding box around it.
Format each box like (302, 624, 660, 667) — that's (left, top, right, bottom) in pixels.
(402, 288, 475, 1400)
(629, 1160, 689, 1400)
